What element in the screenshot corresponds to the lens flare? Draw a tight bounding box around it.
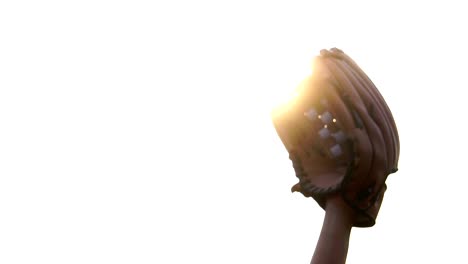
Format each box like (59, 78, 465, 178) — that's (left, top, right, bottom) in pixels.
(270, 61, 315, 114)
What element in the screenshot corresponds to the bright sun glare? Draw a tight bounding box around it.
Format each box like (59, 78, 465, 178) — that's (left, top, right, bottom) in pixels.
(268, 58, 314, 112)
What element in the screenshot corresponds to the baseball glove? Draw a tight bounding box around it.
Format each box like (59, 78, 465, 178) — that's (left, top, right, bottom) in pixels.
(272, 48, 400, 227)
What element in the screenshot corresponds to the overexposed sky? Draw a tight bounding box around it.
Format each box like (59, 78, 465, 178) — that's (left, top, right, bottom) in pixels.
(1, 1, 467, 263)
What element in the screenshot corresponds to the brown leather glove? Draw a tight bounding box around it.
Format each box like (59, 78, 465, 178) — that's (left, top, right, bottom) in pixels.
(272, 48, 400, 227)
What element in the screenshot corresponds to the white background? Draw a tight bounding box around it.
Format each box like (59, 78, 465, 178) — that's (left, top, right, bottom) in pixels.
(1, 1, 466, 263)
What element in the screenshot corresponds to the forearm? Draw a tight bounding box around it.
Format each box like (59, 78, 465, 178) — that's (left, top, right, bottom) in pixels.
(310, 196, 354, 264)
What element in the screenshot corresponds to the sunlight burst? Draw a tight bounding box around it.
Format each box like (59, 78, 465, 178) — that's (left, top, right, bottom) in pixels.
(268, 59, 314, 112)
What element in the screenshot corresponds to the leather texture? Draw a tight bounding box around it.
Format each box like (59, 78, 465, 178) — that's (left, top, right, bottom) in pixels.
(272, 48, 400, 227)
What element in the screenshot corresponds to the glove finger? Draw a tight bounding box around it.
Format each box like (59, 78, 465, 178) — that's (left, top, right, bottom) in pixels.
(307, 57, 361, 165)
(333, 58, 395, 170)
(332, 48, 398, 140)
(315, 77, 374, 194)
(322, 57, 388, 210)
(321, 58, 369, 123)
(314, 55, 374, 201)
(330, 56, 396, 209)
(331, 49, 399, 170)
(331, 59, 392, 204)
(312, 57, 357, 133)
(333, 50, 398, 172)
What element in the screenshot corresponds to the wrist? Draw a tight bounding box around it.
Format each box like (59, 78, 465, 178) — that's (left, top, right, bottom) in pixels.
(311, 195, 354, 264)
(324, 195, 355, 228)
